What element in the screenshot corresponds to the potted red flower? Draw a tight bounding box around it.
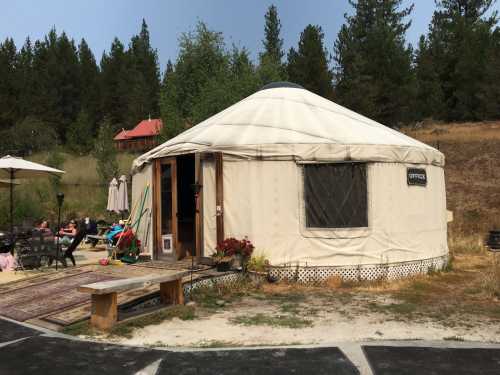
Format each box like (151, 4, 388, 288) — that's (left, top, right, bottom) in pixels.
(214, 237, 254, 271)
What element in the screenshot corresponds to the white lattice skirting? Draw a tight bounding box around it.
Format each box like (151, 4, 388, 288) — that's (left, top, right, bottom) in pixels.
(183, 272, 242, 299)
(268, 254, 449, 283)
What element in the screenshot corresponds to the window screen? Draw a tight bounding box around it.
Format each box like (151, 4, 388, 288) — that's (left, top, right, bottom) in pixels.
(304, 163, 368, 228)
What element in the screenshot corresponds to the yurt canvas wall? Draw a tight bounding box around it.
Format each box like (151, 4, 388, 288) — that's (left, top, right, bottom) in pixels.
(201, 156, 447, 267)
(131, 163, 154, 255)
(130, 84, 448, 276)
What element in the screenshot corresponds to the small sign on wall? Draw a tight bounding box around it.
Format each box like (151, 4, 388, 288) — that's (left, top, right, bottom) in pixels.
(407, 168, 427, 186)
(162, 234, 174, 254)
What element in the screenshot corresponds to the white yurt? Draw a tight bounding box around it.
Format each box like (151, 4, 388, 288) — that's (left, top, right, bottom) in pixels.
(131, 82, 448, 281)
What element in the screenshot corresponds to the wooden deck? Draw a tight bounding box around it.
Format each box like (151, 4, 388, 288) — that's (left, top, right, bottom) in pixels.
(0, 260, 218, 330)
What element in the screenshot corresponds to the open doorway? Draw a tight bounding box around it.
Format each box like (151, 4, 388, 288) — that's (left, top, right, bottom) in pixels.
(176, 154, 195, 257)
(155, 154, 196, 261)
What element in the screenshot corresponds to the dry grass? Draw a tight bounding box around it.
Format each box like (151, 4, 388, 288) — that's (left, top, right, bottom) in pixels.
(403, 121, 500, 235)
(246, 234, 500, 326)
(30, 151, 138, 185)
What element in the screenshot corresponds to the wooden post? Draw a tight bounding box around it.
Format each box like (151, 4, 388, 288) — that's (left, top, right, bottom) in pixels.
(90, 292, 117, 331)
(159, 279, 184, 305)
(153, 159, 162, 260)
(195, 153, 203, 259)
(171, 159, 181, 260)
(215, 153, 224, 245)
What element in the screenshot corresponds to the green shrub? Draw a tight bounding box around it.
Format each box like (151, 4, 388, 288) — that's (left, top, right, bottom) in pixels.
(247, 254, 269, 272)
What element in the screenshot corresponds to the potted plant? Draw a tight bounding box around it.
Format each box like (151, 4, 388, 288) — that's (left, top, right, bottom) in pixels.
(214, 237, 254, 271)
(212, 249, 232, 272)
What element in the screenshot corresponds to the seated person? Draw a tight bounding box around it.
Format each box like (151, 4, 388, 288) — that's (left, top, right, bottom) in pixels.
(57, 220, 78, 247)
(32, 219, 55, 246)
(35, 220, 53, 235)
(106, 220, 125, 244)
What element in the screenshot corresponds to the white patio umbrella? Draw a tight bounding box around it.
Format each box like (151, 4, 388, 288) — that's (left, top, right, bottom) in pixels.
(106, 178, 120, 214)
(0, 155, 65, 235)
(117, 175, 129, 213)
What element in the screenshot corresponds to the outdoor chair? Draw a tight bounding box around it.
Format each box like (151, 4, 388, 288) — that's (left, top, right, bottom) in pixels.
(15, 230, 60, 269)
(61, 222, 87, 266)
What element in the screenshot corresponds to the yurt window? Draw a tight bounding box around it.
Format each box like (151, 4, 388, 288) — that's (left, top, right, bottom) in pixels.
(304, 163, 368, 228)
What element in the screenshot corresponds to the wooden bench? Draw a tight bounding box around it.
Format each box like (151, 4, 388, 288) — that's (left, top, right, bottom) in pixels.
(78, 271, 189, 330)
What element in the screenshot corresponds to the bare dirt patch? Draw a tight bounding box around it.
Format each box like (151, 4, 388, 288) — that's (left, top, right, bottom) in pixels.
(65, 241, 500, 348)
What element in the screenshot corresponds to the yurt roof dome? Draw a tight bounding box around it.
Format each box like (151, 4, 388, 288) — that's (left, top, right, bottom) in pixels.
(133, 84, 443, 171)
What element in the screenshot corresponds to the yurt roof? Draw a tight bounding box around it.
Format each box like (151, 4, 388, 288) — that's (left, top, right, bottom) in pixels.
(133, 84, 443, 172)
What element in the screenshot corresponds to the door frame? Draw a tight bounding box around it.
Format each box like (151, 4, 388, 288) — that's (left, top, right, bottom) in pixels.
(153, 157, 178, 260)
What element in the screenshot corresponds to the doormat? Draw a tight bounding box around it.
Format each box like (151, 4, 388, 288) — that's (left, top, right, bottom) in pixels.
(0, 272, 119, 321)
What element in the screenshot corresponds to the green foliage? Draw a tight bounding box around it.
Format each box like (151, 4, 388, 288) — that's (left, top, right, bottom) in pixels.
(67, 110, 94, 154)
(419, 0, 500, 121)
(78, 38, 100, 131)
(261, 5, 284, 64)
(0, 38, 18, 129)
(100, 38, 129, 130)
(160, 22, 260, 140)
(257, 54, 285, 86)
(46, 148, 65, 191)
(247, 254, 269, 272)
(258, 4, 286, 83)
(230, 313, 313, 329)
(334, 0, 416, 127)
(0, 116, 58, 154)
(414, 35, 445, 119)
(2, 6, 500, 152)
(287, 24, 334, 98)
(94, 118, 119, 185)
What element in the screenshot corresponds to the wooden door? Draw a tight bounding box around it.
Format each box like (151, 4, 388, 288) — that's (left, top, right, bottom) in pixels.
(153, 158, 178, 260)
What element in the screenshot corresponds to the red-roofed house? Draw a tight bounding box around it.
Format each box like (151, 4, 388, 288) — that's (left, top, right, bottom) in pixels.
(114, 118, 163, 152)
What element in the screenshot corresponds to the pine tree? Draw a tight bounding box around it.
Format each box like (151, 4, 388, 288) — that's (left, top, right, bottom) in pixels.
(334, 0, 415, 127)
(258, 5, 286, 83)
(16, 38, 35, 120)
(67, 109, 94, 154)
(423, 0, 499, 121)
(287, 25, 334, 98)
(128, 19, 161, 123)
(161, 22, 227, 124)
(78, 39, 100, 131)
(94, 117, 118, 185)
(55, 32, 81, 139)
(100, 38, 130, 130)
(481, 26, 500, 119)
(0, 38, 17, 129)
(28, 29, 80, 140)
(192, 46, 259, 124)
(414, 35, 445, 119)
(162, 59, 174, 87)
(261, 5, 284, 64)
(160, 22, 261, 140)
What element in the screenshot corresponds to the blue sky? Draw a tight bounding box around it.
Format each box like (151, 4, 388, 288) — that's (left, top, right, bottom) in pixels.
(1, 0, 499, 71)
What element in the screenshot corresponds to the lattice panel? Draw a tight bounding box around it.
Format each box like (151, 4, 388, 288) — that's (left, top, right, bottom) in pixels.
(183, 272, 242, 299)
(268, 255, 448, 283)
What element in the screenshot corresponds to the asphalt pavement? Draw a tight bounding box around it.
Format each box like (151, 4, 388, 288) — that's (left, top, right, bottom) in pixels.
(1, 317, 499, 375)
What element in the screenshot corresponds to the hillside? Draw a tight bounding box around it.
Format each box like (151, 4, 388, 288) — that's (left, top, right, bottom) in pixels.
(404, 121, 500, 237)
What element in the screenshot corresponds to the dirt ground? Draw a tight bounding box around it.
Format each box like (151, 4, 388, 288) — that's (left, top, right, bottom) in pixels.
(64, 240, 497, 348)
(112, 298, 499, 348)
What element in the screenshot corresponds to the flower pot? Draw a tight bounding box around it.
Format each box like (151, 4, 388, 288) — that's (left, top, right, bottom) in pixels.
(232, 254, 243, 270)
(216, 261, 231, 272)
